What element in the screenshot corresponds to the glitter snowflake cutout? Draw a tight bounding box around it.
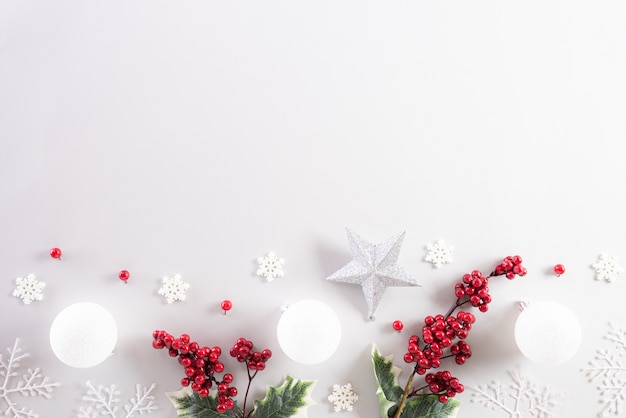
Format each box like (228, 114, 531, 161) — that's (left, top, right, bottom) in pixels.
(158, 274, 190, 304)
(12, 274, 45, 305)
(424, 239, 454, 269)
(77, 381, 158, 418)
(592, 254, 624, 283)
(0, 338, 60, 418)
(328, 383, 358, 412)
(471, 368, 564, 417)
(581, 322, 626, 416)
(257, 251, 285, 282)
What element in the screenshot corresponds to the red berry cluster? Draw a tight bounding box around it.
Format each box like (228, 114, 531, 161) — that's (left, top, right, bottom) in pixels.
(152, 330, 236, 414)
(493, 255, 527, 279)
(425, 371, 464, 403)
(229, 338, 272, 371)
(399, 256, 526, 405)
(454, 270, 491, 312)
(403, 311, 476, 375)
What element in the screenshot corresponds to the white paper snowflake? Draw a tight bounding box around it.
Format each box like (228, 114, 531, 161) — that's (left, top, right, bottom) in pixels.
(0, 338, 60, 418)
(592, 254, 624, 283)
(328, 383, 358, 412)
(257, 251, 285, 282)
(581, 322, 626, 416)
(77, 381, 158, 418)
(471, 368, 564, 417)
(424, 239, 454, 268)
(158, 274, 190, 303)
(12, 274, 45, 304)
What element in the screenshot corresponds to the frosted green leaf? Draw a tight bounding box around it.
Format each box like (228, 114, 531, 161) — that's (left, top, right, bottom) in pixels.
(249, 376, 316, 418)
(166, 386, 242, 418)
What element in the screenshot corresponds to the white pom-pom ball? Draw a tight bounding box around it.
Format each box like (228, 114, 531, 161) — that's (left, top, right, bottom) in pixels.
(514, 300, 582, 365)
(49, 302, 118, 368)
(277, 299, 341, 365)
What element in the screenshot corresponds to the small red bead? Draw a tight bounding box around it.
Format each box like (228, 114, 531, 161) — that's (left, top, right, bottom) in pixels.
(119, 270, 130, 282)
(50, 247, 62, 259)
(221, 300, 233, 314)
(392, 320, 404, 332)
(554, 264, 566, 276)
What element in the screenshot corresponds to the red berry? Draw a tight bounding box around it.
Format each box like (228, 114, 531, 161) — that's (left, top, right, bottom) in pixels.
(554, 264, 565, 276)
(221, 300, 233, 313)
(392, 320, 404, 332)
(118, 270, 130, 282)
(50, 247, 62, 259)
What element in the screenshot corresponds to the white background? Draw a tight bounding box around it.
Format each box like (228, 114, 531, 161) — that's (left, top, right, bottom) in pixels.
(2, 1, 626, 417)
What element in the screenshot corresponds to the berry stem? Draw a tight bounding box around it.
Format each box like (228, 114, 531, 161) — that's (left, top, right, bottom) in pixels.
(243, 365, 258, 418)
(393, 372, 414, 418)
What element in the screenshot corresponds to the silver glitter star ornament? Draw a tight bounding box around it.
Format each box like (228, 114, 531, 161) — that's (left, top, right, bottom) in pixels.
(327, 228, 421, 320)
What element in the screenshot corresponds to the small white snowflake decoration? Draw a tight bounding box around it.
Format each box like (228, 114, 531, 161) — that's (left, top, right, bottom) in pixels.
(471, 368, 564, 417)
(424, 239, 454, 269)
(328, 383, 358, 412)
(592, 254, 624, 283)
(0, 338, 60, 418)
(12, 274, 45, 304)
(158, 274, 190, 303)
(582, 322, 626, 416)
(77, 381, 158, 418)
(257, 251, 285, 282)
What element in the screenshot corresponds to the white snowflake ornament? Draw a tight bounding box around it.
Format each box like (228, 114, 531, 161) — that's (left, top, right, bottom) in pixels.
(592, 254, 624, 283)
(158, 274, 190, 303)
(328, 383, 358, 412)
(12, 274, 45, 304)
(0, 338, 60, 418)
(78, 381, 158, 418)
(424, 239, 454, 269)
(582, 322, 626, 416)
(257, 251, 285, 282)
(471, 368, 564, 417)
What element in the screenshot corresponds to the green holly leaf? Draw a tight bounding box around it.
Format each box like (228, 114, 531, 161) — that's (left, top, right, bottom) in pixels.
(372, 345, 461, 418)
(395, 395, 460, 418)
(248, 376, 316, 418)
(166, 386, 243, 418)
(372, 344, 404, 417)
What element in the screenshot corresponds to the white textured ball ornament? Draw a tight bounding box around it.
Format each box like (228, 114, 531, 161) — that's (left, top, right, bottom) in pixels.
(514, 300, 582, 365)
(277, 300, 342, 365)
(49, 302, 118, 368)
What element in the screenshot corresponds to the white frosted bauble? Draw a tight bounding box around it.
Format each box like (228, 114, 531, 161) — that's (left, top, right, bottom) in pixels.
(49, 302, 118, 368)
(514, 300, 582, 365)
(277, 299, 341, 365)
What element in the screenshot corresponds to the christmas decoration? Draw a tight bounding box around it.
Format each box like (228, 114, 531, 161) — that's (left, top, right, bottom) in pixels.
(0, 338, 60, 418)
(328, 383, 359, 412)
(392, 321, 404, 332)
(49, 302, 118, 368)
(221, 300, 233, 315)
(553, 264, 565, 277)
(591, 254, 624, 283)
(256, 251, 285, 282)
(12, 274, 45, 304)
(424, 239, 454, 269)
(471, 368, 564, 417)
(152, 331, 315, 417)
(158, 274, 190, 304)
(581, 322, 626, 416)
(118, 270, 130, 283)
(327, 229, 421, 320)
(276, 299, 341, 365)
(49, 247, 62, 260)
(77, 381, 158, 418)
(514, 300, 581, 365)
(372, 256, 527, 418)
